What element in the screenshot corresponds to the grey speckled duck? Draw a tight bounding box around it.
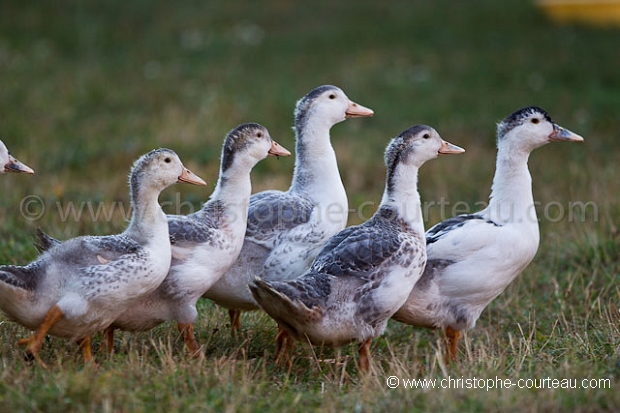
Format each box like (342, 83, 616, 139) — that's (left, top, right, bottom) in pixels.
(203, 85, 374, 334)
(250, 125, 464, 372)
(103, 124, 290, 356)
(0, 139, 34, 174)
(0, 148, 206, 367)
(392, 107, 583, 361)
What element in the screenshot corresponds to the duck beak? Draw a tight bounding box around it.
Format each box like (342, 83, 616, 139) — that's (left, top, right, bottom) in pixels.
(268, 140, 292, 157)
(345, 100, 374, 118)
(549, 125, 584, 142)
(438, 140, 465, 155)
(178, 167, 207, 186)
(4, 154, 34, 174)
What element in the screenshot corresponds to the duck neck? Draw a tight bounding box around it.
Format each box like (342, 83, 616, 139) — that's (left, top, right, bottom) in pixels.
(126, 183, 168, 244)
(203, 161, 253, 225)
(380, 164, 424, 235)
(289, 121, 347, 208)
(486, 147, 536, 224)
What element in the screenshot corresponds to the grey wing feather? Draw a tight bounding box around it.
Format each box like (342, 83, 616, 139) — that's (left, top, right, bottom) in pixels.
(167, 215, 218, 247)
(245, 191, 315, 242)
(259, 272, 334, 309)
(310, 216, 402, 279)
(46, 234, 143, 267)
(426, 214, 501, 245)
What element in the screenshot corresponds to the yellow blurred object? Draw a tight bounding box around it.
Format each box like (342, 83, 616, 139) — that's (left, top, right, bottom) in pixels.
(536, 0, 620, 25)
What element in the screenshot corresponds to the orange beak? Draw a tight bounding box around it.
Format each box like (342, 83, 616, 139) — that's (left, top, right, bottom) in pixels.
(178, 167, 207, 186)
(268, 140, 292, 157)
(438, 140, 465, 155)
(345, 100, 374, 118)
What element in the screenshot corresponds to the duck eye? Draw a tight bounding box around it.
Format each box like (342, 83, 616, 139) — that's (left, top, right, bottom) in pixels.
(329, 94, 336, 100)
(423, 133, 430, 139)
(531, 118, 540, 124)
(164, 157, 171, 163)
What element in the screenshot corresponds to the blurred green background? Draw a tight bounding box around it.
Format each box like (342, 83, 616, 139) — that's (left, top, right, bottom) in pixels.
(0, 0, 618, 411)
(1, 0, 618, 241)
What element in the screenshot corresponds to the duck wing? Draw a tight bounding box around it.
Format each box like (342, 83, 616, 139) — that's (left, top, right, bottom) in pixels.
(0, 234, 143, 293)
(52, 235, 143, 266)
(310, 216, 403, 280)
(245, 190, 314, 247)
(168, 215, 218, 245)
(425, 214, 503, 262)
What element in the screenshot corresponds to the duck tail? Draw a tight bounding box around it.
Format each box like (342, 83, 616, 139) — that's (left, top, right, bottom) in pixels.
(0, 266, 35, 292)
(249, 278, 323, 325)
(33, 228, 61, 253)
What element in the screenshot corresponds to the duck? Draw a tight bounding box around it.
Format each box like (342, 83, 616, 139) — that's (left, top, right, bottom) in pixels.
(102, 124, 290, 355)
(0, 140, 34, 174)
(0, 148, 206, 367)
(392, 106, 584, 361)
(249, 125, 464, 371)
(203, 85, 374, 334)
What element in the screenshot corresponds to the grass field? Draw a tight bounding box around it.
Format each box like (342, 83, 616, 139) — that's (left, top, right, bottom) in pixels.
(0, 0, 618, 411)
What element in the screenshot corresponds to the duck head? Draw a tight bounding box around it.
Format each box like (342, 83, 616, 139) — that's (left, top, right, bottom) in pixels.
(294, 85, 374, 130)
(220, 123, 291, 173)
(385, 125, 464, 171)
(129, 148, 206, 194)
(496, 106, 584, 153)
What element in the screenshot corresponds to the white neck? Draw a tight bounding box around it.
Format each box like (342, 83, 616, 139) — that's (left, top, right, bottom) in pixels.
(203, 161, 253, 225)
(380, 164, 424, 235)
(485, 146, 536, 225)
(126, 185, 169, 244)
(289, 121, 347, 208)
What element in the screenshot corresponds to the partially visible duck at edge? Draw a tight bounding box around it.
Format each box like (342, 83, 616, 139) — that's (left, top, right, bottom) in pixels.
(0, 139, 34, 175)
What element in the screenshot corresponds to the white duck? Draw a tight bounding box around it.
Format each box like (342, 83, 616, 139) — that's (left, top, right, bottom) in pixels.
(392, 106, 584, 361)
(103, 124, 290, 355)
(0, 140, 34, 174)
(203, 85, 374, 333)
(0, 148, 206, 366)
(250, 125, 464, 371)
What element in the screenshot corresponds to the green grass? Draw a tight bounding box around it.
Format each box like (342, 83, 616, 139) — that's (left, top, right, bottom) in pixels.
(0, 0, 619, 411)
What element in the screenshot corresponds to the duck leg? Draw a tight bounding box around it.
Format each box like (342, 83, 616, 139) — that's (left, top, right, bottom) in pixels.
(358, 338, 372, 373)
(229, 309, 241, 337)
(17, 304, 64, 368)
(101, 327, 116, 355)
(178, 323, 201, 357)
(77, 336, 96, 366)
(445, 326, 462, 362)
(274, 326, 293, 367)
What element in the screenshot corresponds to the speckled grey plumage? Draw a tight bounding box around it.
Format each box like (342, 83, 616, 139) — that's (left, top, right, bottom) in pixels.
(107, 123, 285, 335)
(0, 148, 196, 341)
(245, 191, 314, 241)
(250, 125, 457, 348)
